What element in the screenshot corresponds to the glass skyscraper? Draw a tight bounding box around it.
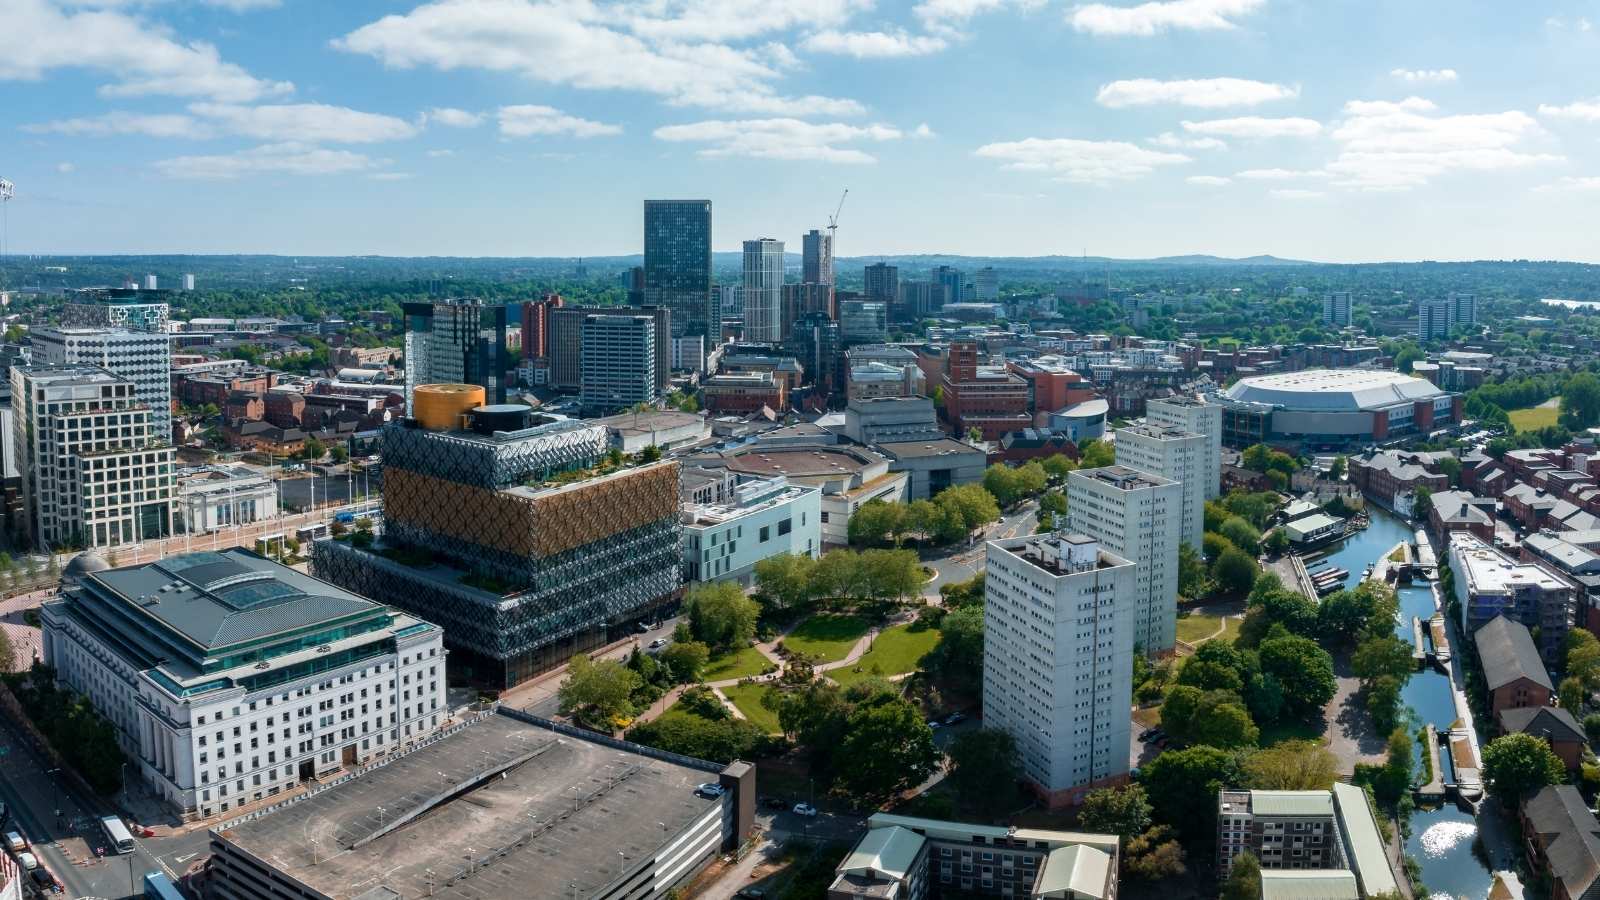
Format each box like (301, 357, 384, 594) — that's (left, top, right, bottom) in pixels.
(742, 238, 785, 343)
(643, 200, 715, 341)
(403, 298, 509, 410)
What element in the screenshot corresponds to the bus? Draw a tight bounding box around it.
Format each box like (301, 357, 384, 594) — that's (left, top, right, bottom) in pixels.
(144, 871, 184, 900)
(100, 815, 135, 855)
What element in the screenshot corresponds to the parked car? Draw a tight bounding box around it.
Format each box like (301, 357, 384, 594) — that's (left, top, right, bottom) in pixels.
(926, 720, 942, 729)
(944, 712, 967, 726)
(695, 783, 726, 799)
(1137, 728, 1156, 742)
(737, 889, 766, 899)
(649, 638, 668, 649)
(792, 803, 818, 817)
(4, 831, 25, 853)
(16, 851, 37, 872)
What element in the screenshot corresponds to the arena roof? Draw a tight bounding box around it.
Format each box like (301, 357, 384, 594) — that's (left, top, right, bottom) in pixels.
(1223, 369, 1448, 412)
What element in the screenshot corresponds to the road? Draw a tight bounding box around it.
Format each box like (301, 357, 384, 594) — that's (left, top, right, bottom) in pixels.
(514, 617, 684, 719)
(922, 499, 1039, 597)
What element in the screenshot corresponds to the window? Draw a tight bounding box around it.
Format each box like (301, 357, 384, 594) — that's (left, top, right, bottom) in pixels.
(759, 525, 770, 542)
(778, 518, 791, 536)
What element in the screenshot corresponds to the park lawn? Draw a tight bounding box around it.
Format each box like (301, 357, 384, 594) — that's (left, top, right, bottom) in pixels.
(721, 682, 782, 734)
(1508, 399, 1560, 432)
(831, 623, 941, 686)
(1176, 611, 1228, 644)
(1259, 718, 1325, 747)
(783, 614, 871, 663)
(703, 645, 775, 682)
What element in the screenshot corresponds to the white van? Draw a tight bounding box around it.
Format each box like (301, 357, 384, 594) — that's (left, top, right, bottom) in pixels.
(3, 830, 25, 853)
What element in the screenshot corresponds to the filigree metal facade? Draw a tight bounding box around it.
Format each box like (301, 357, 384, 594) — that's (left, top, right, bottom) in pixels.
(311, 419, 683, 688)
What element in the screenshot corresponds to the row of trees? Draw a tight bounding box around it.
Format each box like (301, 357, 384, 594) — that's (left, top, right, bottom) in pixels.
(754, 549, 926, 611)
(847, 485, 1001, 548)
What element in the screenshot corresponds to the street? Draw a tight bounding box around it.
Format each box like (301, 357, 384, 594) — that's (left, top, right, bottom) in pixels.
(922, 499, 1039, 597)
(0, 714, 209, 899)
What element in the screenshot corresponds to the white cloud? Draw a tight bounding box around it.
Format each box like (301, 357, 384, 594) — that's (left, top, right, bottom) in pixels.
(913, 0, 1038, 34)
(1234, 167, 1328, 179)
(4, 0, 293, 101)
(425, 148, 456, 157)
(1327, 97, 1561, 190)
(1181, 116, 1322, 138)
(188, 102, 419, 143)
(56, 162, 75, 174)
(1546, 16, 1594, 31)
(1186, 174, 1230, 185)
(1150, 131, 1227, 150)
(653, 118, 901, 163)
(1269, 188, 1325, 199)
(1096, 77, 1296, 109)
(913, 122, 936, 138)
(369, 172, 416, 180)
(1069, 0, 1267, 36)
(497, 104, 622, 137)
(1538, 98, 1600, 122)
(334, 0, 863, 116)
(424, 107, 485, 127)
(618, 0, 870, 43)
(200, 0, 281, 10)
(974, 137, 1190, 183)
(154, 142, 379, 179)
(1391, 67, 1457, 84)
(802, 30, 949, 57)
(1534, 176, 1600, 193)
(22, 112, 203, 138)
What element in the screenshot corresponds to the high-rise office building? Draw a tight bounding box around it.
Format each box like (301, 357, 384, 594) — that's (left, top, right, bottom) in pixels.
(984, 533, 1137, 806)
(1067, 466, 1182, 655)
(839, 299, 888, 345)
(548, 305, 670, 393)
(802, 229, 833, 286)
(742, 238, 785, 343)
(783, 283, 835, 334)
(11, 365, 175, 549)
(864, 263, 899, 308)
(62, 287, 170, 333)
(403, 298, 509, 410)
(1114, 424, 1207, 550)
(144, 274, 158, 291)
(932, 265, 965, 305)
(644, 200, 715, 340)
(1322, 291, 1352, 327)
(31, 327, 174, 439)
(897, 281, 947, 320)
(520, 293, 563, 360)
(787, 312, 842, 400)
(971, 266, 999, 301)
(1147, 395, 1223, 499)
(718, 283, 743, 321)
(182, 273, 195, 292)
(1450, 292, 1477, 328)
(580, 314, 658, 416)
(1418, 299, 1453, 341)
(40, 547, 445, 819)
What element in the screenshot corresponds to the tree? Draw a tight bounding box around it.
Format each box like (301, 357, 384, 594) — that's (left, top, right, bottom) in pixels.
(329, 444, 350, 464)
(1482, 732, 1566, 806)
(1566, 628, 1600, 692)
(1178, 543, 1210, 599)
(1437, 455, 1461, 486)
(1243, 740, 1338, 790)
(754, 553, 817, 611)
(1259, 635, 1337, 718)
(947, 729, 1023, 817)
(0, 627, 14, 673)
(814, 550, 869, 601)
(1219, 517, 1262, 556)
(1412, 486, 1433, 518)
(1078, 439, 1115, 469)
(660, 641, 711, 683)
(1352, 636, 1416, 683)
(966, 426, 984, 443)
(938, 572, 986, 609)
(1212, 547, 1260, 596)
(1365, 675, 1404, 734)
(300, 436, 326, 460)
(1162, 686, 1258, 749)
(1264, 528, 1290, 555)
(559, 654, 642, 730)
(1394, 345, 1424, 373)
(1221, 852, 1262, 900)
(1141, 745, 1241, 839)
(1123, 825, 1187, 880)
(1330, 455, 1347, 479)
(626, 709, 762, 763)
(935, 484, 1001, 536)
(1563, 372, 1600, 430)
(1077, 784, 1152, 839)
(837, 696, 941, 806)
(1041, 454, 1077, 483)
(685, 582, 759, 650)
(928, 606, 984, 685)
(849, 500, 905, 547)
(1177, 658, 1244, 694)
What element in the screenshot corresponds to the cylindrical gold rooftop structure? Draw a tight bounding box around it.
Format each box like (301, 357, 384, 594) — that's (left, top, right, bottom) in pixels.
(413, 383, 485, 431)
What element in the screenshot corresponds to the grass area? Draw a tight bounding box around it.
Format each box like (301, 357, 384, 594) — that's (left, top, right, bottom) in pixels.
(703, 645, 776, 682)
(1508, 398, 1561, 432)
(832, 623, 941, 686)
(1259, 718, 1325, 747)
(782, 614, 870, 663)
(1176, 611, 1237, 644)
(721, 682, 782, 734)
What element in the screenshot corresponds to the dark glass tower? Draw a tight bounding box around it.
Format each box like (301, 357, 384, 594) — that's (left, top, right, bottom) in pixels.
(643, 200, 715, 340)
(403, 298, 509, 409)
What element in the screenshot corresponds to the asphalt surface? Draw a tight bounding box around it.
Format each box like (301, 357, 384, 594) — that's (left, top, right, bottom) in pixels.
(923, 499, 1039, 597)
(275, 472, 380, 512)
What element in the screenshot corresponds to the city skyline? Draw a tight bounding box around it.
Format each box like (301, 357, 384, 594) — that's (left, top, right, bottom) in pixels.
(6, 0, 1600, 262)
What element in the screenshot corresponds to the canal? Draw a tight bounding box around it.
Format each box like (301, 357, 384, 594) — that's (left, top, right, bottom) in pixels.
(1314, 505, 1495, 900)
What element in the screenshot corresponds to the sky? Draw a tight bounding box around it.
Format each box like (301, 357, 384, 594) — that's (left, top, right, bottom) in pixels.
(5, 0, 1600, 262)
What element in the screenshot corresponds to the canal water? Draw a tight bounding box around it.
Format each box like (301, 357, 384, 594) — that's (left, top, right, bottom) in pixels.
(1313, 505, 1495, 900)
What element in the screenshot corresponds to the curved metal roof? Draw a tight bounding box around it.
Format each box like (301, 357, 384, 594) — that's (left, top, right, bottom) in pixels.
(1224, 369, 1445, 412)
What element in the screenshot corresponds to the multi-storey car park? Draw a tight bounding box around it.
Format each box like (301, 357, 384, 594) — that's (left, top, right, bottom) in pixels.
(314, 387, 683, 688)
(40, 547, 445, 820)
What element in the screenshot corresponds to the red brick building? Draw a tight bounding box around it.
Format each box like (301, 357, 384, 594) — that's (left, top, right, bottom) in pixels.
(702, 373, 786, 415)
(941, 342, 1031, 441)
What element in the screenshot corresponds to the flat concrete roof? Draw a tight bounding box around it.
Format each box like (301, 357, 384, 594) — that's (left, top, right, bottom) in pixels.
(215, 712, 720, 900)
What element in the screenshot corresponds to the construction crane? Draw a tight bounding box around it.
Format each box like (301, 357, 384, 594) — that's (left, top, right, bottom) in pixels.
(827, 188, 848, 239)
(0, 178, 13, 292)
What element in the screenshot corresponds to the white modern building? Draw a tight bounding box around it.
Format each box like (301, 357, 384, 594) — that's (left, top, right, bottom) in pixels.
(176, 465, 276, 534)
(31, 326, 174, 439)
(1146, 395, 1223, 499)
(1322, 291, 1352, 327)
(10, 365, 176, 549)
(681, 476, 821, 584)
(742, 238, 785, 343)
(971, 266, 999, 302)
(1114, 423, 1207, 550)
(983, 534, 1137, 807)
(183, 273, 196, 291)
(40, 547, 446, 819)
(1067, 466, 1182, 655)
(579, 313, 658, 416)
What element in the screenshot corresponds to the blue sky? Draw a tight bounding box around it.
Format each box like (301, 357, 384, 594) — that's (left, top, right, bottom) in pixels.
(6, 0, 1600, 262)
